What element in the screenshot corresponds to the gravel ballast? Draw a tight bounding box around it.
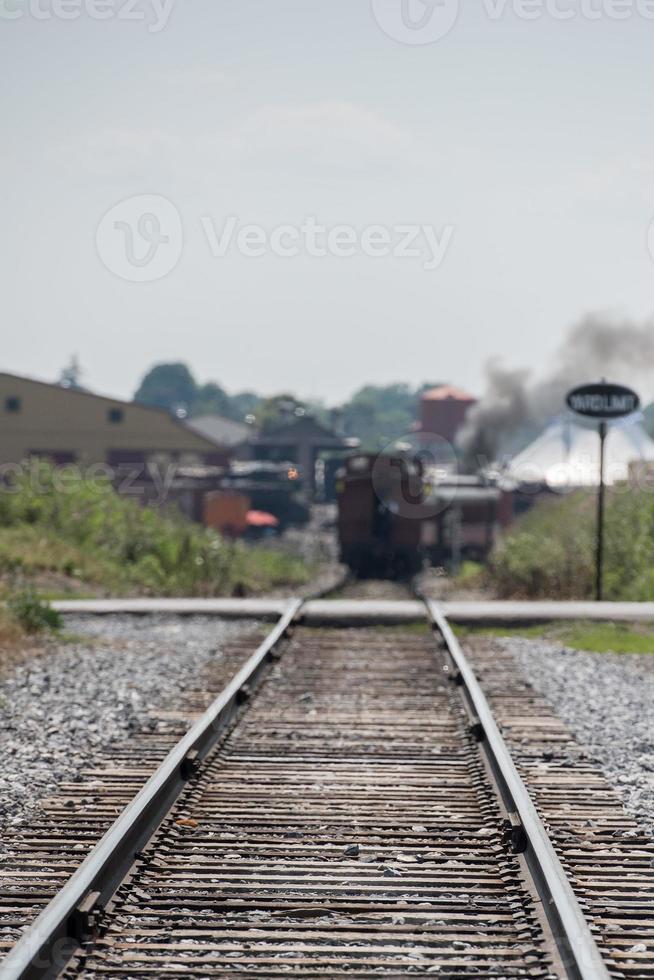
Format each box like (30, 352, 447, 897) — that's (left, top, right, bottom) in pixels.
(503, 637, 654, 836)
(0, 615, 254, 832)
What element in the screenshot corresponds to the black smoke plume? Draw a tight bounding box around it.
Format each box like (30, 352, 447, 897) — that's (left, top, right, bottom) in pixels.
(457, 313, 654, 468)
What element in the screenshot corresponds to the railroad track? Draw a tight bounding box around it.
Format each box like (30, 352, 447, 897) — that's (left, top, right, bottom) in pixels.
(325, 577, 416, 601)
(1, 599, 651, 978)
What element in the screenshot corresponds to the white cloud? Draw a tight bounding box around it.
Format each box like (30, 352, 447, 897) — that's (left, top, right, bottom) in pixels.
(50, 127, 172, 180)
(217, 101, 423, 174)
(52, 100, 432, 182)
(576, 156, 654, 209)
(166, 67, 232, 86)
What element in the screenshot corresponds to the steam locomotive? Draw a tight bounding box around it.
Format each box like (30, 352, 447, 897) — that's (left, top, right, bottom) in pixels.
(336, 453, 499, 579)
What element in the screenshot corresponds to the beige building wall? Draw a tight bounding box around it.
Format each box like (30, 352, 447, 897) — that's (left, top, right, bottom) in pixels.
(0, 373, 220, 468)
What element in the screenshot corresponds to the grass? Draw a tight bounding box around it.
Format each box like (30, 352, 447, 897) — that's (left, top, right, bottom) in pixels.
(370, 621, 430, 635)
(8, 589, 62, 632)
(489, 486, 654, 600)
(456, 560, 485, 585)
(0, 592, 59, 682)
(0, 606, 28, 646)
(557, 621, 654, 654)
(455, 619, 654, 654)
(0, 462, 311, 599)
(454, 621, 552, 641)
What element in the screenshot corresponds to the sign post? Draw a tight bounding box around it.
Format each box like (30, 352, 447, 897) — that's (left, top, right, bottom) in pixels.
(565, 381, 640, 601)
(596, 420, 607, 602)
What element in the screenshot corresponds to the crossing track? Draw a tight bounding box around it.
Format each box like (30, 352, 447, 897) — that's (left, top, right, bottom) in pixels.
(0, 599, 622, 979)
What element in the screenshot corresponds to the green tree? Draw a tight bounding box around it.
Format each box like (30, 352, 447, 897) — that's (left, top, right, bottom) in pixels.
(341, 383, 421, 450)
(58, 355, 84, 390)
(257, 394, 307, 432)
(193, 382, 231, 417)
(134, 363, 197, 412)
(228, 391, 261, 422)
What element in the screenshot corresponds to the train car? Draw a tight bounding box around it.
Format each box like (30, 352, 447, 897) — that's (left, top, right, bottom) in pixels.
(336, 454, 499, 578)
(418, 480, 499, 566)
(336, 453, 425, 578)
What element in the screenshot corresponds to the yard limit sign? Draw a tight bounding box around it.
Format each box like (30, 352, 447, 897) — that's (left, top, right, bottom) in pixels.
(566, 381, 640, 601)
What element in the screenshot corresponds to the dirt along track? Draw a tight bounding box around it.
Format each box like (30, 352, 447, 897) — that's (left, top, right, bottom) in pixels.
(327, 578, 416, 601)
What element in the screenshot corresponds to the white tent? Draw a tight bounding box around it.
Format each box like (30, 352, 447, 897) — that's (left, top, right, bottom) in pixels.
(501, 416, 654, 489)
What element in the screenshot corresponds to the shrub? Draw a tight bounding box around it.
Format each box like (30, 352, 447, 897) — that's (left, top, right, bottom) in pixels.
(489, 486, 654, 600)
(8, 589, 62, 633)
(0, 463, 310, 597)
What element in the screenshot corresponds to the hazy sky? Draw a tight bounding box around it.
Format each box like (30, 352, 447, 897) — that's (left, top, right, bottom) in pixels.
(3, 0, 654, 404)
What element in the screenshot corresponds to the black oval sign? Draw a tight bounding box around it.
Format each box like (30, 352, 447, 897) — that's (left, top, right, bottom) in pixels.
(566, 382, 640, 420)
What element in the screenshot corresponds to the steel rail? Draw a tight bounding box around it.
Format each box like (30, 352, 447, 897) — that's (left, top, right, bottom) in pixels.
(3, 595, 612, 980)
(1, 598, 302, 980)
(47, 596, 654, 621)
(425, 599, 610, 980)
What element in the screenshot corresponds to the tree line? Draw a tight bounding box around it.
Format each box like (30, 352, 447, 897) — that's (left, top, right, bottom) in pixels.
(134, 362, 442, 450)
